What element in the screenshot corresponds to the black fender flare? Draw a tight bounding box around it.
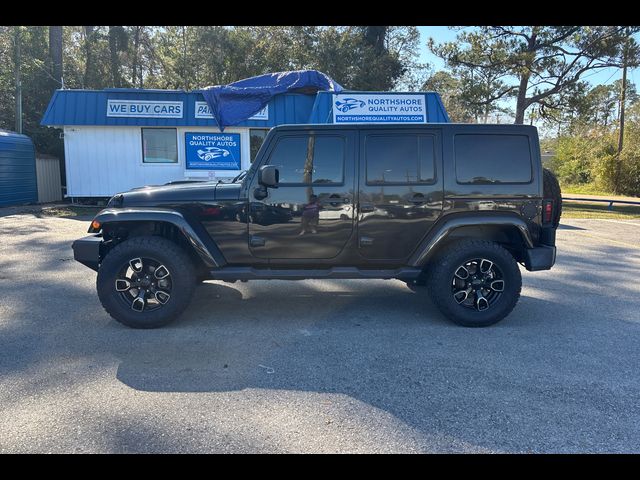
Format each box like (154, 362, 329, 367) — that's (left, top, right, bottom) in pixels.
(408, 213, 535, 267)
(89, 208, 226, 268)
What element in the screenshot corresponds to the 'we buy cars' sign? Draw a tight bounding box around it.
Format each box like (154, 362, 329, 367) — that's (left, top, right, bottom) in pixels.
(107, 100, 184, 118)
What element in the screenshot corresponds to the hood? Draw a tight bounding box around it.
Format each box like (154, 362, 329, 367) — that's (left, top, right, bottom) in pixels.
(110, 181, 242, 207)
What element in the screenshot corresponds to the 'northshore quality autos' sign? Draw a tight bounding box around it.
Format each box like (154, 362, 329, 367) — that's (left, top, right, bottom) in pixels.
(332, 93, 427, 123)
(185, 132, 241, 170)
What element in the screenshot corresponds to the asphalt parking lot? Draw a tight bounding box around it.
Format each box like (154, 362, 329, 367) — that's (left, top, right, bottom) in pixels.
(1, 209, 639, 453)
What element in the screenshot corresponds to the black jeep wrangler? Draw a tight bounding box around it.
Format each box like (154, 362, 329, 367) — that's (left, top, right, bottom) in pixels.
(73, 124, 560, 329)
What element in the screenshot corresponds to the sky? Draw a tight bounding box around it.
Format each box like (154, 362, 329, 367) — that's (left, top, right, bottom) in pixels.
(416, 26, 639, 120)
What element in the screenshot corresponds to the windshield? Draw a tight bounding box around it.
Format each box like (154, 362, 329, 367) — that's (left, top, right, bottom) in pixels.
(228, 128, 273, 186)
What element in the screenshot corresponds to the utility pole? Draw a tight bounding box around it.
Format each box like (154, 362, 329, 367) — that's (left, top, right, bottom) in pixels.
(14, 26, 22, 134)
(618, 61, 627, 153)
(615, 27, 630, 193)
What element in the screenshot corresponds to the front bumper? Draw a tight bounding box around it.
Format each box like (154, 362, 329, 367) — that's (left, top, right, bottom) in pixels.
(523, 245, 556, 271)
(72, 234, 103, 271)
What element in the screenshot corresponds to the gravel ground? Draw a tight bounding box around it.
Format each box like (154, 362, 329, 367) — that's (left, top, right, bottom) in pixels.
(0, 211, 639, 453)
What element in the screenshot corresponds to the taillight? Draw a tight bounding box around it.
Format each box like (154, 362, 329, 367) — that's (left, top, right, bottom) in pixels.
(543, 200, 553, 223)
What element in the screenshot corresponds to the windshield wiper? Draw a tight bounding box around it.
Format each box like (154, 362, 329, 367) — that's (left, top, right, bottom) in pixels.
(232, 170, 248, 183)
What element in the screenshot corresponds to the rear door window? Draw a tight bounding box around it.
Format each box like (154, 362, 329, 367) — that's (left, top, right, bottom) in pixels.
(365, 134, 436, 184)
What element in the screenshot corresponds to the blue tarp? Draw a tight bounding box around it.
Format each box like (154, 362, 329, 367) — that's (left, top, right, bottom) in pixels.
(199, 70, 343, 131)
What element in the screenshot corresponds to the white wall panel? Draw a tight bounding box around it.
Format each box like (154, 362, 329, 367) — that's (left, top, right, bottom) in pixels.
(63, 126, 249, 197)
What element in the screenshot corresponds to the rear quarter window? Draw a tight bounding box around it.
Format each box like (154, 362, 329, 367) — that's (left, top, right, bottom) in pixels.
(454, 134, 532, 184)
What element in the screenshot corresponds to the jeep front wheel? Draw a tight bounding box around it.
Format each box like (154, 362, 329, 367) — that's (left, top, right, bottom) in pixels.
(97, 236, 196, 328)
(427, 239, 522, 327)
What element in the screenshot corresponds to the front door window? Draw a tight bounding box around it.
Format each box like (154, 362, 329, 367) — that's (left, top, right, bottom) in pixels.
(248, 132, 355, 260)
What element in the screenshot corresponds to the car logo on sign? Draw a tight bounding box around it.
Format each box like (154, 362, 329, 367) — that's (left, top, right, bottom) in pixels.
(335, 98, 366, 113)
(197, 147, 230, 161)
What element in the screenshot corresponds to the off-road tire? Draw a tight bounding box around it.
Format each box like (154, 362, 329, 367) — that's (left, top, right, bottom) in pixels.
(97, 236, 196, 328)
(543, 168, 562, 227)
(405, 277, 428, 291)
(427, 239, 522, 327)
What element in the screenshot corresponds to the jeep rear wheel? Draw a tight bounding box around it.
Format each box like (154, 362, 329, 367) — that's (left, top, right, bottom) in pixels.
(97, 236, 196, 328)
(427, 239, 522, 327)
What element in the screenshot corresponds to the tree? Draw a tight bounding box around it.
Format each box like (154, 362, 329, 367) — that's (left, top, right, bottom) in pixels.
(423, 71, 475, 122)
(614, 28, 639, 192)
(432, 26, 637, 124)
(541, 79, 639, 135)
(108, 26, 127, 88)
(386, 26, 430, 91)
(352, 26, 405, 90)
(429, 29, 515, 122)
(82, 26, 96, 88)
(124, 26, 158, 89)
(49, 26, 62, 87)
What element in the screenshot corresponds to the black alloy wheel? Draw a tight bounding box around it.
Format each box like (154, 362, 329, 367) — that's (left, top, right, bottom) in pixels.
(451, 258, 505, 312)
(115, 257, 173, 313)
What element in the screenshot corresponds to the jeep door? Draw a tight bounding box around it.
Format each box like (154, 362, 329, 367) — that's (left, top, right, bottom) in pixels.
(357, 129, 444, 260)
(248, 130, 356, 259)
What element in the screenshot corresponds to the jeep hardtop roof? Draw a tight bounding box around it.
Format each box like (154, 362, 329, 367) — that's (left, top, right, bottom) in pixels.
(270, 123, 539, 133)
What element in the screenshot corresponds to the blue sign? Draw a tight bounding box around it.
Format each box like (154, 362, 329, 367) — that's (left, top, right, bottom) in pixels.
(332, 93, 427, 123)
(185, 132, 241, 170)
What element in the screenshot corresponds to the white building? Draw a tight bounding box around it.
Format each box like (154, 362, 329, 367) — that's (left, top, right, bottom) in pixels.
(41, 88, 449, 198)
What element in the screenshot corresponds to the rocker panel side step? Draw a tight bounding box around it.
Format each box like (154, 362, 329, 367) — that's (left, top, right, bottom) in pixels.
(207, 266, 422, 281)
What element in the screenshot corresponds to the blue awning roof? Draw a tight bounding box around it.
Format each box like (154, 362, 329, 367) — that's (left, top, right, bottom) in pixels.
(41, 87, 450, 127)
(41, 89, 317, 128)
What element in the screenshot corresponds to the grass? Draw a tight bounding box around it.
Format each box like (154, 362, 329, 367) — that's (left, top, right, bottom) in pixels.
(562, 201, 640, 219)
(560, 183, 618, 197)
(560, 181, 640, 218)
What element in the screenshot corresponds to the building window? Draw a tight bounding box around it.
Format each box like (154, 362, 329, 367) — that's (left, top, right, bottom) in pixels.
(250, 129, 270, 163)
(455, 134, 532, 184)
(365, 134, 436, 185)
(267, 135, 345, 185)
(142, 128, 178, 163)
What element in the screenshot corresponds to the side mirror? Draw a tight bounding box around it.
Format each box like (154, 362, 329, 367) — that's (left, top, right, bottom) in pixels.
(259, 165, 279, 188)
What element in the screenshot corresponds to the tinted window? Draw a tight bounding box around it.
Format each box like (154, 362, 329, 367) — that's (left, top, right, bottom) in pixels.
(311, 136, 344, 184)
(419, 136, 435, 182)
(455, 134, 532, 184)
(142, 128, 177, 163)
(267, 135, 344, 184)
(250, 129, 269, 163)
(366, 134, 436, 184)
